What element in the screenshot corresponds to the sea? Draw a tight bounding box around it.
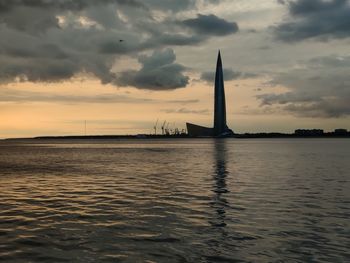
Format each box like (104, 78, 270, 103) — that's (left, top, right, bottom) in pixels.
(0, 138, 349, 262)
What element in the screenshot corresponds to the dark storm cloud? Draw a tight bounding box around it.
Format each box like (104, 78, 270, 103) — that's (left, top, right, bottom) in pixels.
(287, 0, 347, 15)
(200, 69, 257, 83)
(0, 59, 78, 83)
(0, 0, 143, 12)
(0, 0, 238, 90)
(257, 55, 350, 118)
(182, 14, 238, 36)
(115, 49, 189, 90)
(0, 0, 144, 33)
(274, 0, 350, 41)
(0, 1, 142, 84)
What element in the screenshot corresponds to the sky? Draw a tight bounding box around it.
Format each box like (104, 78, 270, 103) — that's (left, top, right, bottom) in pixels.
(0, 0, 349, 138)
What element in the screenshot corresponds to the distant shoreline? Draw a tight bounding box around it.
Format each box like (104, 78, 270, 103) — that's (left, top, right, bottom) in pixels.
(3, 133, 350, 140)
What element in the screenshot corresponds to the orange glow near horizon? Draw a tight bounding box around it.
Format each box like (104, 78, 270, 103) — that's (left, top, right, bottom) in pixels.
(1, 75, 349, 138)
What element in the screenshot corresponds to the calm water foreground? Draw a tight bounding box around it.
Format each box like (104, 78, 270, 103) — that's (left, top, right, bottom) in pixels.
(0, 138, 349, 262)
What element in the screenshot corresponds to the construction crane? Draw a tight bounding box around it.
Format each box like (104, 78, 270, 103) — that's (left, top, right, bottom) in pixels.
(165, 122, 170, 135)
(172, 122, 176, 135)
(161, 120, 166, 135)
(153, 119, 159, 135)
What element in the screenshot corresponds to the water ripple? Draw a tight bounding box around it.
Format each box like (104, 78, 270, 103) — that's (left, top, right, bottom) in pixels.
(0, 138, 349, 262)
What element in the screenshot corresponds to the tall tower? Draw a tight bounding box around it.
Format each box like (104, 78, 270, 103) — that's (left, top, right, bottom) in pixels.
(214, 51, 231, 136)
(186, 51, 233, 137)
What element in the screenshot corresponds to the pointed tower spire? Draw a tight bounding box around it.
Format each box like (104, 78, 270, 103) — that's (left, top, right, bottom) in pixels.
(213, 50, 227, 136)
(186, 51, 233, 137)
(217, 50, 222, 67)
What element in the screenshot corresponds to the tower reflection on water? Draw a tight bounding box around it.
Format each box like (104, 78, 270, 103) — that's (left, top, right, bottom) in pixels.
(210, 139, 229, 229)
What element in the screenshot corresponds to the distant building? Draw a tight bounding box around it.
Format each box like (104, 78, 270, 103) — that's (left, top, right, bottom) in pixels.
(186, 123, 214, 137)
(294, 129, 324, 136)
(334, 129, 348, 135)
(187, 51, 234, 137)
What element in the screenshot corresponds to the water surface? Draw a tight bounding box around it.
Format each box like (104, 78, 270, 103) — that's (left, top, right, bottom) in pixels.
(0, 139, 349, 262)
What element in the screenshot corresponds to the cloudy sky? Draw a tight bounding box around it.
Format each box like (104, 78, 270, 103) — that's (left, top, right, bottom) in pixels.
(0, 0, 349, 138)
